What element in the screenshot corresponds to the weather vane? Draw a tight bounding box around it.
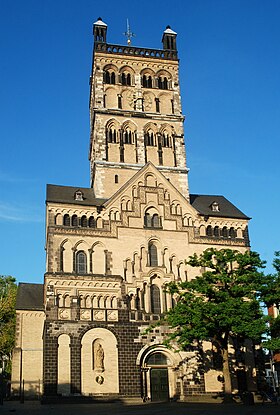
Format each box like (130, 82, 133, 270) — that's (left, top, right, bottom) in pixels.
(123, 19, 135, 45)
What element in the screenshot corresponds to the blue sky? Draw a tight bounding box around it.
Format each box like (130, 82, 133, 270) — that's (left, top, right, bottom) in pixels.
(0, 0, 279, 283)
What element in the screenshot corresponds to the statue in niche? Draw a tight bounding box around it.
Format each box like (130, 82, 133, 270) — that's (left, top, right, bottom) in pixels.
(93, 342, 105, 372)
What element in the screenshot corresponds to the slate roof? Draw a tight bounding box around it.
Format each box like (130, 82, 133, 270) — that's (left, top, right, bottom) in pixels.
(46, 184, 107, 206)
(16, 283, 44, 311)
(46, 184, 249, 220)
(190, 194, 250, 220)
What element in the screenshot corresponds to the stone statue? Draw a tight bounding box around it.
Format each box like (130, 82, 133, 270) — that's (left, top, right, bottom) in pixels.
(94, 342, 104, 372)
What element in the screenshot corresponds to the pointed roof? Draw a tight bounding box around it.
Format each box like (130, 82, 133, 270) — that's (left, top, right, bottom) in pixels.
(94, 17, 107, 27)
(163, 25, 177, 35)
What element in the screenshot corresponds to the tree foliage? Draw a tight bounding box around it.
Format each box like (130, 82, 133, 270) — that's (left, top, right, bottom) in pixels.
(165, 248, 268, 395)
(261, 251, 280, 352)
(0, 275, 17, 375)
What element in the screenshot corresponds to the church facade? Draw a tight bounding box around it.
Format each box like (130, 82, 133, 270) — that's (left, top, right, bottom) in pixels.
(12, 19, 256, 401)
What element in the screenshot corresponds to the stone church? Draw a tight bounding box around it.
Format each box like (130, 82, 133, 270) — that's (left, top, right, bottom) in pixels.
(11, 18, 256, 401)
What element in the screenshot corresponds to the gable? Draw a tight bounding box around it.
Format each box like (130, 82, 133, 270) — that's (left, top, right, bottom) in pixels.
(104, 162, 198, 222)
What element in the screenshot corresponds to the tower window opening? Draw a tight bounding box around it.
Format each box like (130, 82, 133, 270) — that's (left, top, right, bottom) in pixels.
(162, 133, 171, 148)
(115, 175, 119, 184)
(171, 99, 174, 114)
(158, 76, 168, 90)
(118, 95, 122, 109)
(120, 147, 124, 162)
(149, 243, 158, 267)
(142, 74, 153, 88)
(145, 132, 155, 146)
(124, 130, 132, 144)
(107, 128, 118, 143)
(121, 72, 131, 86)
(155, 98, 160, 113)
(158, 151, 163, 165)
(76, 251, 87, 274)
(104, 70, 115, 84)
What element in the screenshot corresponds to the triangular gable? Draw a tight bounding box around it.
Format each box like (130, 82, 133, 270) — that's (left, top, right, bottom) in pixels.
(104, 162, 199, 217)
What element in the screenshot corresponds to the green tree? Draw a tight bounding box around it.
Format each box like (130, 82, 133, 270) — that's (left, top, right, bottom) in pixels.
(0, 276, 17, 376)
(261, 251, 280, 352)
(165, 248, 267, 397)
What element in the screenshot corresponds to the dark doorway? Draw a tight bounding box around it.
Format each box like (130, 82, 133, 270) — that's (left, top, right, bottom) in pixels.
(150, 368, 169, 401)
(237, 369, 248, 393)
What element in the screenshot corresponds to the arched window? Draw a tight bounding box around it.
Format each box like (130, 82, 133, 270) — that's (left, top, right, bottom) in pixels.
(118, 95, 122, 109)
(123, 130, 132, 144)
(213, 226, 219, 237)
(158, 76, 168, 90)
(63, 214, 70, 226)
(107, 127, 118, 143)
(72, 215, 78, 227)
(144, 131, 155, 146)
(150, 285, 161, 313)
(206, 225, 212, 237)
(222, 227, 228, 238)
(152, 214, 161, 228)
(155, 98, 160, 113)
(76, 251, 87, 274)
(81, 215, 87, 227)
(144, 212, 152, 228)
(229, 227, 236, 238)
(88, 216, 95, 228)
(104, 70, 115, 84)
(149, 243, 158, 267)
(121, 72, 131, 86)
(142, 74, 152, 88)
(162, 133, 171, 148)
(147, 352, 167, 366)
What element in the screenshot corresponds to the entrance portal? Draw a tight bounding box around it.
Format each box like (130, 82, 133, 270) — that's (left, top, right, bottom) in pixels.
(146, 352, 169, 402)
(150, 368, 169, 401)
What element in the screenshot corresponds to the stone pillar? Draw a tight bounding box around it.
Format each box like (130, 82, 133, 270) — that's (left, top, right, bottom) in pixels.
(70, 337, 81, 395)
(43, 326, 58, 396)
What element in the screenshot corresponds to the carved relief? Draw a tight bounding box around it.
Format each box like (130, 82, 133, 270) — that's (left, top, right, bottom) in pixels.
(58, 308, 71, 320)
(107, 310, 118, 321)
(93, 310, 105, 321)
(80, 309, 92, 321)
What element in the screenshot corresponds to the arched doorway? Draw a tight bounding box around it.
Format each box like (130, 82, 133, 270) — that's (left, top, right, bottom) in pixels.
(147, 352, 169, 401)
(138, 345, 180, 402)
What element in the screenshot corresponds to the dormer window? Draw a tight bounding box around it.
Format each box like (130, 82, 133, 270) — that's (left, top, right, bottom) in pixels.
(211, 202, 220, 212)
(75, 190, 84, 201)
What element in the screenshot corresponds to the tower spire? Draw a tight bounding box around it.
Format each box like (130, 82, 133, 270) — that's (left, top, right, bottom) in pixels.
(123, 19, 135, 45)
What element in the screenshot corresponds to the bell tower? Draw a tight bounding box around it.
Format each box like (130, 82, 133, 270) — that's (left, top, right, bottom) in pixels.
(89, 18, 189, 200)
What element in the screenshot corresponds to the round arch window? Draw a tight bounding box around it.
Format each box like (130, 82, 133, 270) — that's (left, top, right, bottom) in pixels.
(147, 352, 168, 366)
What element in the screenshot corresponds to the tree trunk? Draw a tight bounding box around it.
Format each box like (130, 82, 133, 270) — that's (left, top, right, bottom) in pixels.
(222, 346, 232, 397)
